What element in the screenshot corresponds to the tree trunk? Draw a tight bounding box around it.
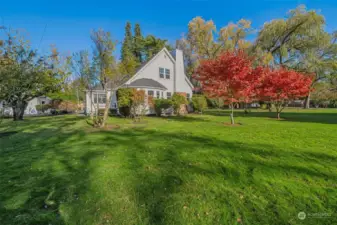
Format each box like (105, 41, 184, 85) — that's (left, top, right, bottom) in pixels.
(230, 103, 235, 125)
(303, 92, 311, 109)
(267, 103, 272, 112)
(89, 90, 94, 119)
(100, 90, 113, 128)
(277, 111, 280, 120)
(12, 101, 28, 121)
(244, 102, 249, 114)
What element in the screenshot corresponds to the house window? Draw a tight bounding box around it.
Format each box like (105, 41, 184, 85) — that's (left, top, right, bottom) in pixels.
(93, 93, 106, 104)
(161, 92, 163, 98)
(165, 68, 170, 79)
(166, 92, 172, 99)
(186, 93, 190, 101)
(148, 90, 154, 97)
(159, 67, 165, 78)
(156, 91, 160, 98)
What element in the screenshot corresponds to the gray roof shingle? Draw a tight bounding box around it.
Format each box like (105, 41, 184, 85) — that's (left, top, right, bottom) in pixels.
(125, 78, 167, 90)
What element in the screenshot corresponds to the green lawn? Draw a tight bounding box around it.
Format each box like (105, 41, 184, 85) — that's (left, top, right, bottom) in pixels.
(0, 109, 336, 225)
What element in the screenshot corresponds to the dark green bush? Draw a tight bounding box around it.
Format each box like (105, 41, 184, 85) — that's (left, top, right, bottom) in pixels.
(154, 99, 173, 116)
(192, 95, 207, 113)
(117, 88, 133, 117)
(109, 108, 118, 116)
(206, 97, 224, 108)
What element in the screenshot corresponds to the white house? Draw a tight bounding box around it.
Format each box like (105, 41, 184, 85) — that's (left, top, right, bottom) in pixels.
(0, 96, 52, 116)
(85, 48, 194, 115)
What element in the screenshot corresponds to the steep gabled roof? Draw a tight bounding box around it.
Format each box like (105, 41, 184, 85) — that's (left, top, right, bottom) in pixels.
(127, 48, 176, 84)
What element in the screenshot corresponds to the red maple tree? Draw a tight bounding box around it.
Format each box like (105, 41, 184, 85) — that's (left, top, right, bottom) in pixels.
(195, 51, 260, 124)
(258, 68, 313, 119)
(195, 51, 312, 122)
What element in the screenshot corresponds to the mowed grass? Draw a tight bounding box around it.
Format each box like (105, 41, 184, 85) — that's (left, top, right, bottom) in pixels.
(0, 109, 336, 225)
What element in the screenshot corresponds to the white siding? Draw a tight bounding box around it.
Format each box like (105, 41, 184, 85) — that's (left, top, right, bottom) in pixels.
(85, 90, 116, 115)
(0, 96, 51, 115)
(126, 50, 175, 94)
(174, 49, 193, 97)
(84, 48, 194, 115)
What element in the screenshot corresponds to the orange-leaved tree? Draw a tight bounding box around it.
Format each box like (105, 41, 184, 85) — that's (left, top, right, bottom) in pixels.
(130, 89, 146, 121)
(258, 68, 313, 119)
(195, 51, 261, 124)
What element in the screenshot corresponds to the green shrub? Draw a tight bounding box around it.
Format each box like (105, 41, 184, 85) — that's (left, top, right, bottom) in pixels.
(192, 95, 207, 113)
(260, 103, 274, 111)
(154, 99, 173, 116)
(109, 108, 118, 115)
(260, 103, 267, 109)
(35, 104, 52, 112)
(171, 93, 187, 115)
(98, 109, 105, 116)
(117, 88, 133, 117)
(206, 97, 224, 108)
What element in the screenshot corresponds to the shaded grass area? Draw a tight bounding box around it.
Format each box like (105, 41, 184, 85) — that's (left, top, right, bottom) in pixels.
(0, 109, 336, 224)
(205, 108, 337, 124)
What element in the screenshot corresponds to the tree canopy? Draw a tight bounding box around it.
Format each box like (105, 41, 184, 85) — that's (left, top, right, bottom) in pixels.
(120, 22, 172, 75)
(0, 29, 68, 120)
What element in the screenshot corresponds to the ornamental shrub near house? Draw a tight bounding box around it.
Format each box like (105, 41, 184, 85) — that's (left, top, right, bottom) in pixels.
(192, 95, 207, 113)
(117, 88, 133, 117)
(117, 88, 148, 119)
(154, 99, 173, 116)
(171, 93, 187, 115)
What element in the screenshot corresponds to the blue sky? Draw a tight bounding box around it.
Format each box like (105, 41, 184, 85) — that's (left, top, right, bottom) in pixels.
(1, 0, 337, 58)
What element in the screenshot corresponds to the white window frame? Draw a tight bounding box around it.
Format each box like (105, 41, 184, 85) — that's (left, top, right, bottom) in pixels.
(93, 93, 106, 104)
(148, 90, 154, 97)
(159, 67, 165, 78)
(166, 92, 172, 99)
(165, 68, 170, 79)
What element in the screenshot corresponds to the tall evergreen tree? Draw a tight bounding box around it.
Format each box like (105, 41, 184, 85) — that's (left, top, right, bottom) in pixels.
(120, 22, 138, 75)
(133, 23, 144, 63)
(121, 22, 133, 62)
(144, 35, 172, 59)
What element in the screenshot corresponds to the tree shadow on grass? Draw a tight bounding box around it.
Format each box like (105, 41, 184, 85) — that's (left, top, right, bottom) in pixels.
(204, 109, 337, 125)
(98, 129, 336, 224)
(0, 118, 103, 225)
(0, 117, 336, 224)
(160, 115, 209, 123)
(0, 131, 18, 138)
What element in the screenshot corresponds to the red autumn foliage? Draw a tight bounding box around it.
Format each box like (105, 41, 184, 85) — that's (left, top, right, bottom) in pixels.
(258, 67, 313, 118)
(194, 50, 313, 120)
(195, 51, 258, 105)
(195, 51, 264, 124)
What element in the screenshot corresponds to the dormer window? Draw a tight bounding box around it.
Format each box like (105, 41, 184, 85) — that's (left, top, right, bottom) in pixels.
(165, 69, 170, 79)
(159, 67, 164, 78)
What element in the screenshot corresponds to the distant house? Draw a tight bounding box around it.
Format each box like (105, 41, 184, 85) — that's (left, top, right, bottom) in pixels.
(0, 96, 51, 116)
(85, 48, 194, 115)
